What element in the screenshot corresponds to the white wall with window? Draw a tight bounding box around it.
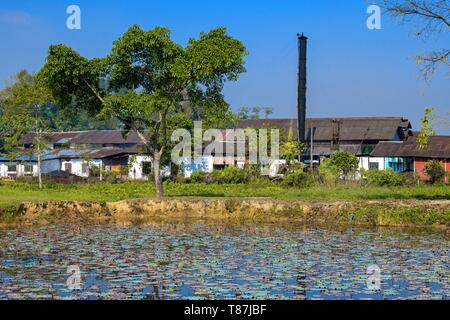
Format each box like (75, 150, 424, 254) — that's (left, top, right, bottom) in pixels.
(128, 155, 154, 180)
(0, 162, 38, 178)
(359, 156, 385, 171)
(61, 159, 90, 177)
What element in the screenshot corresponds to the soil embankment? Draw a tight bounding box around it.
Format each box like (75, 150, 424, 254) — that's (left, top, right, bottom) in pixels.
(1, 198, 449, 228)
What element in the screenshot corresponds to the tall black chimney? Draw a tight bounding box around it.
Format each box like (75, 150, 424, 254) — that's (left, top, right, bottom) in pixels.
(297, 33, 307, 145)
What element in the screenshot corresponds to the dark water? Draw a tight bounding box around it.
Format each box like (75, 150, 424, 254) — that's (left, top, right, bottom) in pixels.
(0, 223, 448, 300)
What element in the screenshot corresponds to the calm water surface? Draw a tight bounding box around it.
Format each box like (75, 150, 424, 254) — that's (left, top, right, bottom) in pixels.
(0, 223, 448, 300)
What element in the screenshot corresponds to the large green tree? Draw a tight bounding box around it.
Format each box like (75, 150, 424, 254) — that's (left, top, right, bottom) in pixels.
(0, 70, 55, 188)
(39, 25, 247, 196)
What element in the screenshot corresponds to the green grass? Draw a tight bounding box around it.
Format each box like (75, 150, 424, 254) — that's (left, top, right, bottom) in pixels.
(0, 180, 449, 210)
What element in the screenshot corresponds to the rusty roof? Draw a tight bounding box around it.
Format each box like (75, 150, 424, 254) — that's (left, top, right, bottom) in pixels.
(237, 117, 411, 141)
(22, 130, 146, 145)
(370, 142, 404, 157)
(22, 132, 80, 144)
(371, 133, 450, 158)
(83, 147, 142, 159)
(396, 133, 450, 158)
(69, 131, 145, 144)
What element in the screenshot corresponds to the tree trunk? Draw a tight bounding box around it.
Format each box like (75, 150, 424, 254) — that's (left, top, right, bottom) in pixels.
(153, 151, 164, 197)
(37, 151, 42, 189)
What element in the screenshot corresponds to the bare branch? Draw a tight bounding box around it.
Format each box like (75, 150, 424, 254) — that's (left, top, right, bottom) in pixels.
(382, 0, 450, 78)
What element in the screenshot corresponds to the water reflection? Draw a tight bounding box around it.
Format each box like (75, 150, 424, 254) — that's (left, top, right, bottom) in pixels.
(0, 222, 448, 300)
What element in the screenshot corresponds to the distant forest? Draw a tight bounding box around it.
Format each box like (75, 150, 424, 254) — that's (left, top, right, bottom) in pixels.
(0, 70, 120, 153)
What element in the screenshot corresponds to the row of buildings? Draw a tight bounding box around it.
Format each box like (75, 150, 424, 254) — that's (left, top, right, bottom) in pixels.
(0, 116, 449, 183)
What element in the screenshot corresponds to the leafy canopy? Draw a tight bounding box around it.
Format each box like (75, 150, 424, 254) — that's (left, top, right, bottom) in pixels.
(328, 151, 359, 179)
(39, 25, 247, 196)
(425, 159, 446, 184)
(39, 25, 247, 149)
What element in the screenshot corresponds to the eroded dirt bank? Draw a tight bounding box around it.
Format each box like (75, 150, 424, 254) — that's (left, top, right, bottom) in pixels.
(1, 198, 449, 228)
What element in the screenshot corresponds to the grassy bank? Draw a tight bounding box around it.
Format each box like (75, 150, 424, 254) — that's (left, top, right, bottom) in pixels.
(0, 180, 449, 209)
(0, 181, 449, 227)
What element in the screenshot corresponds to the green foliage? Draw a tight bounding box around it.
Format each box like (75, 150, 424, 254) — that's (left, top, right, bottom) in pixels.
(212, 167, 251, 184)
(188, 166, 262, 184)
(236, 106, 273, 120)
(0, 70, 119, 158)
(0, 181, 449, 216)
(362, 168, 405, 187)
(39, 24, 248, 196)
(262, 107, 273, 119)
(328, 151, 359, 179)
(0, 71, 52, 158)
(318, 158, 340, 185)
(280, 139, 303, 165)
(190, 171, 210, 183)
(237, 107, 250, 119)
(425, 160, 446, 184)
(283, 170, 315, 188)
(418, 108, 436, 150)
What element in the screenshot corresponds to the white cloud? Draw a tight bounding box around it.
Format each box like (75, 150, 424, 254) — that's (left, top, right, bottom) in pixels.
(0, 11, 33, 26)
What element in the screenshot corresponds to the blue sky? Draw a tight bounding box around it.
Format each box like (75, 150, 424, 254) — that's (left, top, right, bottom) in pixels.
(0, 0, 448, 133)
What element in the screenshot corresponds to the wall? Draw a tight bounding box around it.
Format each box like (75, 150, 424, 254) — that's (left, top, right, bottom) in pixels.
(128, 155, 153, 180)
(359, 157, 385, 171)
(415, 158, 449, 183)
(385, 157, 413, 173)
(180, 156, 214, 178)
(42, 159, 61, 174)
(0, 164, 7, 177)
(0, 162, 38, 178)
(61, 159, 90, 178)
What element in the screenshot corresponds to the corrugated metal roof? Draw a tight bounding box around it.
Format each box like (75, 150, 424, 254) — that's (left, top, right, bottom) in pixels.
(1, 146, 142, 163)
(22, 132, 80, 144)
(22, 130, 146, 145)
(370, 133, 450, 158)
(69, 131, 145, 144)
(370, 142, 404, 157)
(82, 146, 141, 159)
(396, 134, 450, 158)
(0, 155, 37, 162)
(237, 117, 411, 141)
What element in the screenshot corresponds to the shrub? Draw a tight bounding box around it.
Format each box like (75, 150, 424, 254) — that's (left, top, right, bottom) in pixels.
(212, 167, 251, 184)
(425, 160, 445, 184)
(363, 168, 405, 187)
(318, 158, 340, 185)
(283, 170, 315, 188)
(190, 171, 209, 183)
(401, 172, 417, 186)
(328, 151, 359, 179)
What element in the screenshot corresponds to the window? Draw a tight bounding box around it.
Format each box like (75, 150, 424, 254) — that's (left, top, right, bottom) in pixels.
(7, 164, 17, 172)
(142, 162, 152, 175)
(23, 164, 34, 176)
(369, 162, 379, 170)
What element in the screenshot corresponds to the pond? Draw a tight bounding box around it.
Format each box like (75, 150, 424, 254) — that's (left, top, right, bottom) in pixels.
(0, 222, 448, 300)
